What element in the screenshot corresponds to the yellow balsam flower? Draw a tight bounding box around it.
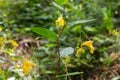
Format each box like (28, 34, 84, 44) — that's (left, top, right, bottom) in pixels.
(76, 48, 85, 58)
(9, 40, 19, 47)
(56, 15, 66, 27)
(23, 58, 36, 75)
(76, 48, 85, 54)
(81, 41, 94, 54)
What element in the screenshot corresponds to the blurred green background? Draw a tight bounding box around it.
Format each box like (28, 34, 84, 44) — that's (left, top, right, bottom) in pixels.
(0, 0, 120, 80)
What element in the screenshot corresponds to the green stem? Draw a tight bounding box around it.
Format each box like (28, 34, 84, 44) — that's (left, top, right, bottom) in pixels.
(77, 30, 82, 48)
(56, 27, 65, 76)
(81, 31, 90, 40)
(63, 60, 71, 80)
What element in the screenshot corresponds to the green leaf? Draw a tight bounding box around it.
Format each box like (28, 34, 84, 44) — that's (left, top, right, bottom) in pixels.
(45, 43, 57, 47)
(56, 72, 83, 78)
(44, 70, 55, 74)
(55, 0, 69, 5)
(32, 27, 57, 40)
(69, 19, 96, 26)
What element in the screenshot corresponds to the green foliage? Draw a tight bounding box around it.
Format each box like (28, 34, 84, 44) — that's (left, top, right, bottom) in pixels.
(100, 53, 113, 65)
(0, 0, 120, 80)
(56, 72, 83, 78)
(32, 27, 57, 40)
(69, 19, 96, 26)
(102, 8, 114, 31)
(55, 0, 69, 5)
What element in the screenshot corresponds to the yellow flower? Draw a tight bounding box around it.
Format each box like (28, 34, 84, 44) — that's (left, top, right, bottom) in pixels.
(76, 48, 85, 54)
(55, 15, 66, 27)
(76, 48, 85, 58)
(81, 41, 94, 54)
(23, 58, 36, 75)
(9, 40, 19, 47)
(0, 26, 2, 32)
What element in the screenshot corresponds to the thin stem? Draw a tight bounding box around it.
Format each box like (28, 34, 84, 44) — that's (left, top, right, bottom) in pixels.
(81, 31, 90, 40)
(56, 27, 66, 76)
(77, 30, 82, 47)
(64, 60, 71, 80)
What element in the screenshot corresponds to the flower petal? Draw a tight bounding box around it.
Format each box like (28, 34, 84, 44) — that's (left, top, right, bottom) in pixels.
(81, 41, 94, 54)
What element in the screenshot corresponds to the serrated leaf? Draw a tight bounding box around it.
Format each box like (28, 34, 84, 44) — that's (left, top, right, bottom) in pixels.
(56, 72, 83, 78)
(60, 47, 74, 57)
(32, 27, 57, 40)
(55, 0, 69, 5)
